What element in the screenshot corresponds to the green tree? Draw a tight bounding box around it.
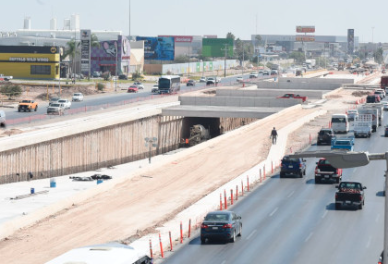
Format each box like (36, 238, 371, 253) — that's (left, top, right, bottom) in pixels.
(63, 39, 80, 76)
(174, 55, 190, 63)
(0, 84, 22, 99)
(91, 34, 100, 48)
(374, 47, 384, 64)
(226, 32, 235, 40)
(289, 51, 306, 64)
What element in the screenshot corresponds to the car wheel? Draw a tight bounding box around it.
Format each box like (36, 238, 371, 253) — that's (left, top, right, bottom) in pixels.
(35, 106, 38, 111)
(200, 238, 206, 244)
(230, 231, 236, 243)
(335, 203, 340, 210)
(18, 108, 21, 112)
(238, 225, 242, 237)
(359, 202, 363, 210)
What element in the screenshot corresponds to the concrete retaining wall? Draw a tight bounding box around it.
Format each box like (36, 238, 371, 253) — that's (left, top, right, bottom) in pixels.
(179, 96, 302, 107)
(216, 89, 326, 99)
(257, 77, 354, 90)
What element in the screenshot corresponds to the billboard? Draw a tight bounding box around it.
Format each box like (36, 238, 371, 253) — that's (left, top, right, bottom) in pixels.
(202, 38, 233, 57)
(158, 35, 193, 43)
(347, 29, 355, 55)
(80, 29, 91, 77)
(295, 35, 315, 42)
(296, 26, 315, 33)
(136, 36, 175, 60)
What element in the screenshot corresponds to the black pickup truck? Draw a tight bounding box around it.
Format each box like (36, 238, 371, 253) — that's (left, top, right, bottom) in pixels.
(335, 181, 366, 210)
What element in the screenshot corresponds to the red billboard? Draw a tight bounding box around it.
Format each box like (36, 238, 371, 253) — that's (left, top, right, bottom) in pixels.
(295, 35, 315, 42)
(158, 35, 193, 42)
(296, 26, 315, 33)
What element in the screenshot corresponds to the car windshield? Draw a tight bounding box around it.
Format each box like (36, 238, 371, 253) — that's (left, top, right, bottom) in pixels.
(319, 130, 331, 135)
(332, 117, 346, 123)
(73, 93, 81, 96)
(282, 157, 300, 162)
(318, 159, 331, 165)
(51, 104, 60, 107)
(336, 141, 350, 145)
(21, 100, 31, 103)
(50, 98, 59, 101)
(205, 214, 230, 221)
(58, 100, 66, 103)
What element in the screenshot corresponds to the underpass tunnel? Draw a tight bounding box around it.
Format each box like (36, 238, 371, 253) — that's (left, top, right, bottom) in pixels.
(181, 117, 221, 140)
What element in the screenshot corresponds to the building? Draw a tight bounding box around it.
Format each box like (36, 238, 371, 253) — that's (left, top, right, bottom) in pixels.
(0, 46, 60, 79)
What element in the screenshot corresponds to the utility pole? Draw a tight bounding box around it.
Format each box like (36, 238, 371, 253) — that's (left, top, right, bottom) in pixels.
(128, 0, 131, 39)
(242, 41, 244, 76)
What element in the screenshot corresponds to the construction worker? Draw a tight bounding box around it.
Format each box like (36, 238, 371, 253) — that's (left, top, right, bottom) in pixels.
(270, 127, 278, 144)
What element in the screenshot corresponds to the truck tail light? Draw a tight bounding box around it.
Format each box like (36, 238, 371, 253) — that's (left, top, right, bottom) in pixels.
(201, 224, 208, 229)
(222, 224, 233, 229)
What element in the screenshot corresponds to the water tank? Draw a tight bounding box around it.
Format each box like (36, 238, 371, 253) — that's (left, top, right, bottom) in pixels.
(70, 14, 80, 30)
(24, 17, 31, 30)
(50, 18, 57, 30)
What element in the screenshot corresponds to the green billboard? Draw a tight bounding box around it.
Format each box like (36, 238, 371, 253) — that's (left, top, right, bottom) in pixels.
(202, 38, 234, 57)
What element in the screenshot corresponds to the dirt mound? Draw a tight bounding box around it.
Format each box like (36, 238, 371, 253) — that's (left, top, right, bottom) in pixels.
(351, 91, 371, 97)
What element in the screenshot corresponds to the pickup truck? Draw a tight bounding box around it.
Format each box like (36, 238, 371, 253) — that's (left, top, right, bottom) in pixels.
(277, 93, 307, 102)
(335, 181, 366, 210)
(0, 74, 13, 81)
(317, 128, 334, 145)
(315, 158, 343, 183)
(331, 137, 354, 151)
(18, 99, 38, 112)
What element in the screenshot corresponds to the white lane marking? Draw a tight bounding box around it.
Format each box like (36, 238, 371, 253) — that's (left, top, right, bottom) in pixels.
(366, 236, 372, 248)
(305, 232, 313, 242)
(376, 214, 380, 223)
(269, 208, 278, 217)
(287, 191, 295, 198)
(321, 211, 328, 219)
(246, 229, 257, 240)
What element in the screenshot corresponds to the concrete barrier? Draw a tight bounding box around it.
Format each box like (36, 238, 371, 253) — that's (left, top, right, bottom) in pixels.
(256, 77, 355, 90)
(179, 96, 303, 107)
(216, 89, 327, 99)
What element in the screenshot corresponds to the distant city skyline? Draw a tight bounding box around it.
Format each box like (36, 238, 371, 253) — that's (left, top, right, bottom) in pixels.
(1, 0, 387, 43)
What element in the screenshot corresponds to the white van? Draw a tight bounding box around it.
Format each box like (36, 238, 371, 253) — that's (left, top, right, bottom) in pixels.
(331, 114, 349, 134)
(46, 243, 152, 264)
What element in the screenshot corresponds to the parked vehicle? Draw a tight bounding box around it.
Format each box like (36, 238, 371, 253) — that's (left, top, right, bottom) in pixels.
(331, 136, 355, 151)
(335, 181, 366, 210)
(18, 99, 38, 112)
(133, 81, 144, 89)
(200, 211, 242, 243)
(47, 103, 65, 115)
(331, 114, 349, 133)
(280, 155, 306, 178)
(0, 74, 13, 81)
(353, 114, 372, 138)
(127, 85, 139, 93)
(277, 93, 308, 102)
(118, 74, 128, 80)
(236, 76, 244, 83)
(315, 158, 343, 183)
(72, 93, 84, 102)
(347, 109, 358, 121)
(58, 99, 71, 109)
(317, 128, 334, 145)
(186, 79, 196, 86)
(381, 75, 388, 90)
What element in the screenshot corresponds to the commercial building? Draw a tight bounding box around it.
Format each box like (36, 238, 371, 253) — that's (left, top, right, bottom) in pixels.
(0, 46, 60, 79)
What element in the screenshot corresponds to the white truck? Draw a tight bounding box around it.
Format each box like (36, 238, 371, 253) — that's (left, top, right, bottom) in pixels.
(363, 103, 383, 125)
(305, 59, 316, 69)
(358, 108, 379, 132)
(353, 114, 372, 138)
(0, 74, 13, 81)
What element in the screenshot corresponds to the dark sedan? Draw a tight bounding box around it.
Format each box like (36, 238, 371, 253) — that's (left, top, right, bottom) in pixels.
(186, 79, 196, 86)
(200, 211, 242, 243)
(317, 128, 334, 145)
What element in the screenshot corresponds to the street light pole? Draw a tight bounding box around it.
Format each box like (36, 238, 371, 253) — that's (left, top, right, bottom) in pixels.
(144, 137, 158, 164)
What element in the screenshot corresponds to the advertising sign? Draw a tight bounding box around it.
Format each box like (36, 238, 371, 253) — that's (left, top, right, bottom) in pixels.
(158, 35, 193, 43)
(80, 29, 91, 77)
(347, 29, 354, 55)
(295, 35, 315, 42)
(202, 38, 233, 57)
(136, 36, 175, 61)
(296, 26, 315, 33)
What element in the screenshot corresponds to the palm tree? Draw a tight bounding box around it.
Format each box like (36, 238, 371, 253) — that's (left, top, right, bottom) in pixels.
(91, 34, 100, 48)
(63, 39, 80, 77)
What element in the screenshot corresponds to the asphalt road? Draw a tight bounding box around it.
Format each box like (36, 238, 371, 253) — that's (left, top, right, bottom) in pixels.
(162, 107, 387, 264)
(4, 73, 265, 126)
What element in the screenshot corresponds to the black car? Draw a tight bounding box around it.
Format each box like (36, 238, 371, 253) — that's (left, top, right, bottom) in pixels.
(317, 128, 334, 145)
(200, 211, 242, 243)
(118, 74, 128, 80)
(280, 156, 306, 178)
(186, 80, 196, 86)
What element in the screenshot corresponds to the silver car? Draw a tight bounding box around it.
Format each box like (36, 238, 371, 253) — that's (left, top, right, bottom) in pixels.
(72, 93, 84, 102)
(47, 103, 65, 115)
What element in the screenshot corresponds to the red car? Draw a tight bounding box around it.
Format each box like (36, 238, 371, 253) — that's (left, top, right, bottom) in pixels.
(127, 85, 139, 93)
(277, 93, 307, 102)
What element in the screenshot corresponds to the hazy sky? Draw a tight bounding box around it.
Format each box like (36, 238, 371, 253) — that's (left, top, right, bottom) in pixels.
(2, 0, 387, 43)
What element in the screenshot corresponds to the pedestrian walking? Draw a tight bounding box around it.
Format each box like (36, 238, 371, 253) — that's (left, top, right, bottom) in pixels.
(270, 127, 278, 144)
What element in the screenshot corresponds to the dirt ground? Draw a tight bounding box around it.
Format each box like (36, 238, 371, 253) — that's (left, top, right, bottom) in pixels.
(0, 74, 379, 263)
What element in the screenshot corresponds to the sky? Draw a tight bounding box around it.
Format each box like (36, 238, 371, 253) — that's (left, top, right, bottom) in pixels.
(1, 0, 388, 43)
